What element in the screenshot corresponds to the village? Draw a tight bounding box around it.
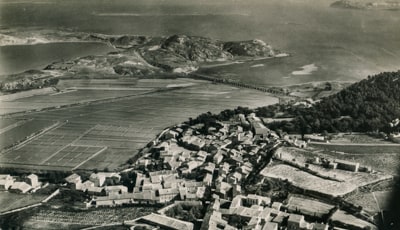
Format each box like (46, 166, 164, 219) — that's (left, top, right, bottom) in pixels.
(0, 112, 391, 230)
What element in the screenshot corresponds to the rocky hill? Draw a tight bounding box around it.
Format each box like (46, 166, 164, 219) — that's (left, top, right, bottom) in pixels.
(1, 33, 278, 93)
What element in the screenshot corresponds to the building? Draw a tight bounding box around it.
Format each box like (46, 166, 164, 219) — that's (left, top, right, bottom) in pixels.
(132, 213, 194, 230)
(312, 223, 329, 230)
(26, 174, 39, 188)
(304, 134, 326, 142)
(213, 152, 224, 164)
(65, 173, 82, 190)
(203, 173, 213, 186)
(263, 222, 278, 230)
(80, 180, 95, 192)
(0, 174, 14, 190)
(182, 135, 205, 150)
(202, 210, 237, 230)
(87, 186, 105, 196)
(89, 173, 106, 187)
(287, 214, 306, 230)
(10, 182, 32, 193)
(245, 194, 271, 207)
(334, 159, 360, 172)
(158, 188, 179, 203)
(105, 185, 128, 195)
(271, 202, 282, 211)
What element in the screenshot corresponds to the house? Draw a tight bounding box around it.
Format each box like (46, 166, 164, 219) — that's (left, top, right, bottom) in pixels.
(287, 214, 306, 230)
(216, 182, 232, 199)
(179, 186, 206, 200)
(90, 193, 135, 207)
(158, 188, 179, 203)
(133, 213, 194, 230)
(245, 194, 271, 207)
(80, 180, 95, 192)
(87, 186, 105, 196)
(182, 135, 205, 150)
(181, 161, 202, 174)
(262, 222, 278, 230)
(65, 173, 82, 190)
(312, 223, 329, 230)
(196, 151, 208, 162)
(334, 159, 360, 172)
(203, 173, 213, 186)
(203, 210, 237, 230)
(132, 190, 159, 204)
(105, 185, 128, 195)
(90, 173, 106, 187)
(271, 202, 282, 211)
(26, 174, 39, 188)
(228, 172, 243, 184)
(247, 217, 263, 230)
(204, 162, 216, 174)
(304, 134, 326, 142)
(10, 182, 32, 193)
(0, 174, 14, 190)
(164, 130, 179, 139)
(271, 212, 289, 227)
(213, 152, 224, 164)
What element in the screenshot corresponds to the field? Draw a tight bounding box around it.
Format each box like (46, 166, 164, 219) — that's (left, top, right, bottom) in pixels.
(347, 190, 394, 215)
(331, 210, 378, 230)
(261, 162, 391, 198)
(23, 206, 158, 229)
(0, 80, 278, 171)
(307, 143, 400, 176)
(286, 195, 334, 218)
(0, 119, 55, 150)
(274, 147, 393, 187)
(261, 164, 357, 197)
(309, 142, 400, 154)
(0, 192, 47, 213)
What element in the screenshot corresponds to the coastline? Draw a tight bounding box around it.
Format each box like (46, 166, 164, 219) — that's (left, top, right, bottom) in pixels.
(199, 53, 289, 69)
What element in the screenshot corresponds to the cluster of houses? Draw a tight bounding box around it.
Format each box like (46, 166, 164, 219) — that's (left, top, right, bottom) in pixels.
(202, 194, 328, 230)
(0, 173, 41, 194)
(61, 112, 376, 230)
(65, 172, 126, 197)
(65, 170, 207, 208)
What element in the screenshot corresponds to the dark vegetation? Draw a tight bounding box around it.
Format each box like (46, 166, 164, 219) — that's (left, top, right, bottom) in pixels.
(184, 71, 400, 137)
(165, 203, 205, 222)
(259, 71, 400, 134)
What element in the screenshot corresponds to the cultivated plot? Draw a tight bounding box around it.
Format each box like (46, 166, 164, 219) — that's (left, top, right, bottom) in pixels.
(1, 82, 277, 171)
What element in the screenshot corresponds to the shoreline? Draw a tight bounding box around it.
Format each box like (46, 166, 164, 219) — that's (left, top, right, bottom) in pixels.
(199, 53, 289, 69)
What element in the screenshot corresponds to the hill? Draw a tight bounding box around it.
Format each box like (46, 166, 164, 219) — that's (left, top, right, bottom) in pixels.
(1, 33, 278, 93)
(331, 0, 400, 10)
(258, 71, 400, 134)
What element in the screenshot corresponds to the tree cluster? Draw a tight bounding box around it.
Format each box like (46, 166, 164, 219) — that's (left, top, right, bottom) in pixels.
(261, 71, 400, 134)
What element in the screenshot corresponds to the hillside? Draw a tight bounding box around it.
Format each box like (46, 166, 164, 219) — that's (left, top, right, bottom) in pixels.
(0, 32, 278, 93)
(331, 0, 400, 10)
(258, 71, 400, 134)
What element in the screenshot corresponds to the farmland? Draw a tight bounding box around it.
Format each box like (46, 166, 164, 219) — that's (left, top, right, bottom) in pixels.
(286, 195, 334, 218)
(0, 192, 47, 213)
(0, 119, 55, 150)
(261, 164, 357, 197)
(23, 206, 158, 229)
(309, 142, 400, 154)
(0, 80, 277, 171)
(331, 210, 378, 230)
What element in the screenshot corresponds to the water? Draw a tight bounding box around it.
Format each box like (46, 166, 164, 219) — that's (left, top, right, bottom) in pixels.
(0, 0, 399, 85)
(0, 42, 113, 76)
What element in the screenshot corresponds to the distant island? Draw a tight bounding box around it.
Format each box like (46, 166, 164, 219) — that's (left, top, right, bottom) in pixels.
(0, 30, 284, 93)
(331, 0, 400, 10)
